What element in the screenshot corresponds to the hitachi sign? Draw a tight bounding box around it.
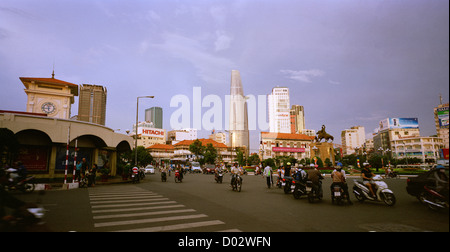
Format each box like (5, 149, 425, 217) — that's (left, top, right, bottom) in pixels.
(140, 127, 165, 137)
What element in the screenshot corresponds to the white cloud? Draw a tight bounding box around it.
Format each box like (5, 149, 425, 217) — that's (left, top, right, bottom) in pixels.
(280, 69, 325, 83)
(151, 32, 236, 84)
(214, 30, 233, 51)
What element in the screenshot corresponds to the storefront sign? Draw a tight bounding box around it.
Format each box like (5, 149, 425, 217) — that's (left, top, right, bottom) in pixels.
(272, 147, 305, 152)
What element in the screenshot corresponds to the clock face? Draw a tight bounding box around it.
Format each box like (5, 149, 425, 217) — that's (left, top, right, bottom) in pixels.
(41, 102, 56, 114)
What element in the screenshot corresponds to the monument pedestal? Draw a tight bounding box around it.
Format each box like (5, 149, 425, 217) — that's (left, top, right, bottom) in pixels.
(310, 142, 335, 166)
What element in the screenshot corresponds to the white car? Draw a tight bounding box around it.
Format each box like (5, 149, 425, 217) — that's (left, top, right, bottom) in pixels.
(144, 165, 155, 174)
(191, 162, 202, 173)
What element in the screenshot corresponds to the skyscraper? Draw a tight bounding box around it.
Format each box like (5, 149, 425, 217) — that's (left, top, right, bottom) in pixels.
(145, 106, 163, 129)
(290, 105, 305, 134)
(268, 87, 290, 133)
(229, 70, 249, 152)
(78, 84, 107, 125)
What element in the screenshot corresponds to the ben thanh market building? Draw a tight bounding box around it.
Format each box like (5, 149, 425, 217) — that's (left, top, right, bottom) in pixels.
(0, 74, 133, 179)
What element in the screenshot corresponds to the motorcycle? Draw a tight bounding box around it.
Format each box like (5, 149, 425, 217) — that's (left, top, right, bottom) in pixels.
(293, 179, 307, 199)
(353, 175, 396, 206)
(131, 167, 140, 184)
(0, 191, 49, 232)
(215, 170, 223, 183)
(306, 180, 323, 203)
(4, 168, 35, 193)
(331, 183, 350, 205)
(174, 169, 183, 183)
(421, 186, 449, 211)
(283, 176, 294, 194)
(161, 171, 167, 182)
(231, 174, 242, 192)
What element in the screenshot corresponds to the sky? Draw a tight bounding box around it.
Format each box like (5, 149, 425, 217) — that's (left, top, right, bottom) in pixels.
(0, 0, 449, 154)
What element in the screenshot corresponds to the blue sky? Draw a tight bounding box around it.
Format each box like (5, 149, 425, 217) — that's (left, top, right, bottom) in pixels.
(1, 0, 448, 153)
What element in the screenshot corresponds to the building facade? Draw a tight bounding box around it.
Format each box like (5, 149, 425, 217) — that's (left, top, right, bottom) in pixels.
(21, 75, 78, 120)
(229, 70, 249, 152)
(341, 126, 366, 155)
(290, 105, 305, 134)
(77, 84, 107, 125)
(145, 106, 163, 129)
(259, 132, 314, 161)
(434, 102, 449, 148)
(268, 87, 290, 133)
(391, 136, 445, 163)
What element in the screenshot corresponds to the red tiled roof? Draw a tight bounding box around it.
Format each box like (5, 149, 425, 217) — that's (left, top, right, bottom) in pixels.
(261, 132, 314, 141)
(174, 138, 228, 148)
(146, 144, 174, 150)
(20, 77, 78, 95)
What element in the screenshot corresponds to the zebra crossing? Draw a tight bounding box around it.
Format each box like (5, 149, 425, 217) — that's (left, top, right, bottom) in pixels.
(88, 185, 241, 232)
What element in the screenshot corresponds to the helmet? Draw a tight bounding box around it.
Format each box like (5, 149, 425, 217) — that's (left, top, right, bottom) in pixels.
(286, 162, 291, 166)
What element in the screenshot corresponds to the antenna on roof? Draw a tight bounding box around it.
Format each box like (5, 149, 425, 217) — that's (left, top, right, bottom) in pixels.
(52, 60, 55, 79)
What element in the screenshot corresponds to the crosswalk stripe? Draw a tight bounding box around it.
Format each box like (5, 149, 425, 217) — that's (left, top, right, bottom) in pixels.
(89, 195, 160, 201)
(91, 204, 185, 214)
(93, 209, 196, 219)
(113, 220, 225, 232)
(91, 200, 177, 209)
(94, 214, 208, 228)
(90, 197, 167, 204)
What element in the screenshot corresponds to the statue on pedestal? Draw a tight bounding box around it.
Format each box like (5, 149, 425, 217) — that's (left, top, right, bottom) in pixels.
(315, 125, 334, 143)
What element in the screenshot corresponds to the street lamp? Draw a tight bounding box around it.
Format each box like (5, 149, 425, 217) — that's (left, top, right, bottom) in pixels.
(135, 96, 154, 166)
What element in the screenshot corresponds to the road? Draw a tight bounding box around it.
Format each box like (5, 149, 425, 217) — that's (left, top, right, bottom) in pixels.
(13, 172, 449, 232)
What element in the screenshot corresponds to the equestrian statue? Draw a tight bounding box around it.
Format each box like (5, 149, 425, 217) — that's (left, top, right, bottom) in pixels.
(315, 125, 334, 143)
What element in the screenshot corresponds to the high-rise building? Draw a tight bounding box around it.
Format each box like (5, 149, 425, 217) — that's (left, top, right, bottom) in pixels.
(229, 70, 249, 152)
(341, 126, 366, 155)
(145, 106, 163, 129)
(78, 84, 107, 125)
(290, 105, 305, 134)
(268, 87, 290, 133)
(434, 102, 449, 149)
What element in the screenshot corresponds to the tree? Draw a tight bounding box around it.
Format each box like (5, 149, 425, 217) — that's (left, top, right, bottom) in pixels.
(203, 143, 217, 164)
(247, 153, 261, 166)
(0, 128, 20, 166)
(189, 139, 204, 161)
(132, 146, 153, 167)
(235, 148, 246, 166)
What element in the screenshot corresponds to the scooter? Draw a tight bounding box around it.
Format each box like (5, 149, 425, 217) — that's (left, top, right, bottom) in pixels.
(293, 179, 307, 199)
(4, 168, 35, 193)
(231, 174, 242, 192)
(174, 169, 183, 183)
(331, 183, 351, 205)
(161, 171, 167, 182)
(306, 180, 323, 203)
(215, 170, 223, 183)
(283, 176, 294, 194)
(421, 186, 449, 211)
(353, 175, 396, 206)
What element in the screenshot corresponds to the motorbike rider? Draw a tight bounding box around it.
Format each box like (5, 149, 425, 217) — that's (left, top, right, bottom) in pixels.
(285, 162, 292, 178)
(306, 166, 324, 197)
(362, 164, 376, 198)
(0, 168, 37, 231)
(433, 165, 449, 198)
(330, 165, 352, 204)
(230, 162, 243, 186)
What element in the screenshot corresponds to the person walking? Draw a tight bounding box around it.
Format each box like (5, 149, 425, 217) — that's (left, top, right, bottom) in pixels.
(264, 164, 272, 188)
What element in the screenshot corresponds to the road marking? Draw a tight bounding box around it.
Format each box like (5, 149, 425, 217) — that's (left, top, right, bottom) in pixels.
(93, 209, 196, 219)
(89, 195, 161, 201)
(113, 220, 225, 232)
(94, 214, 208, 228)
(90, 200, 177, 209)
(91, 204, 185, 214)
(90, 197, 167, 204)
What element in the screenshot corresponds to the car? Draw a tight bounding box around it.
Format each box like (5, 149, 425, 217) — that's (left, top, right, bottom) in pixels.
(144, 165, 155, 174)
(406, 168, 449, 203)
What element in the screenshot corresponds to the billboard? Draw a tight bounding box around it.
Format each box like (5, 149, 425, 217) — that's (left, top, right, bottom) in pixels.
(379, 118, 419, 131)
(436, 106, 449, 129)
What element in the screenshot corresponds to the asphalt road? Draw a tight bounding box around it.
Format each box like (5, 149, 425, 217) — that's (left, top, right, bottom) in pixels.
(12, 172, 449, 232)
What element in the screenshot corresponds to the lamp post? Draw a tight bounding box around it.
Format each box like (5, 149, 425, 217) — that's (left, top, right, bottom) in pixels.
(135, 96, 154, 166)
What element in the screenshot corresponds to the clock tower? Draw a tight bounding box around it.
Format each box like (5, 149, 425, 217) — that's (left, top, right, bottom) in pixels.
(20, 73, 78, 119)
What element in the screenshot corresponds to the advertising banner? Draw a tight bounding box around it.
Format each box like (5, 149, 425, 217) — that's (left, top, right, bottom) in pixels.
(272, 147, 305, 152)
(379, 118, 419, 131)
(437, 106, 449, 129)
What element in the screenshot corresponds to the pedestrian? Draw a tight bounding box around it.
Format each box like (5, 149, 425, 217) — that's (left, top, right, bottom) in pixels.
(88, 164, 98, 187)
(264, 164, 272, 188)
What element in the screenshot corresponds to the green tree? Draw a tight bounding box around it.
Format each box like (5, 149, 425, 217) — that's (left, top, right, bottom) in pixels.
(247, 153, 261, 166)
(132, 146, 153, 167)
(203, 143, 217, 164)
(189, 139, 204, 161)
